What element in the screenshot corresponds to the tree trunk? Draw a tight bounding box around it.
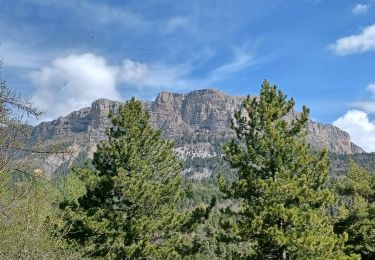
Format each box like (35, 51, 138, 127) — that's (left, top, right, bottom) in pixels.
(279, 219, 288, 260)
(280, 248, 287, 260)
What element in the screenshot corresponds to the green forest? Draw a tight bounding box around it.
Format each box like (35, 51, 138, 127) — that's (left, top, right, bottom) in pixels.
(1, 80, 375, 259)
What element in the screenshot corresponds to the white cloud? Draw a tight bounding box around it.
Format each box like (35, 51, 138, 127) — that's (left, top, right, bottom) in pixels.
(352, 4, 369, 15)
(329, 24, 375, 55)
(29, 47, 257, 121)
(352, 101, 375, 113)
(30, 53, 120, 120)
(29, 54, 193, 120)
(333, 110, 375, 152)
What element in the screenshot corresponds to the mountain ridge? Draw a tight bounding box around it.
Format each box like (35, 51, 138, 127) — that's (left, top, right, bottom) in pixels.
(29, 89, 364, 177)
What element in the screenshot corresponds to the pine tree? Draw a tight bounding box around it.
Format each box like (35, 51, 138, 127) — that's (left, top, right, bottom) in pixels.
(60, 98, 187, 259)
(335, 161, 375, 259)
(222, 80, 357, 259)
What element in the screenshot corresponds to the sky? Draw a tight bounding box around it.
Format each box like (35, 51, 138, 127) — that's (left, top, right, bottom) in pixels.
(2, 0, 375, 151)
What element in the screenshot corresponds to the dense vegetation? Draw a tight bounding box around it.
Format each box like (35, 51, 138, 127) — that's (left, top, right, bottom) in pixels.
(60, 98, 192, 258)
(334, 162, 375, 259)
(222, 82, 356, 259)
(330, 152, 375, 177)
(1, 79, 375, 259)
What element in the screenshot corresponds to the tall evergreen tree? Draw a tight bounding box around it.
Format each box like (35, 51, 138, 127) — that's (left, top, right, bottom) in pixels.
(60, 98, 187, 259)
(222, 80, 357, 259)
(335, 161, 375, 259)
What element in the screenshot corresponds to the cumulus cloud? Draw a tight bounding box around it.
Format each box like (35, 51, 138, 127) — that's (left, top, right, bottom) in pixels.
(329, 24, 375, 55)
(333, 110, 375, 152)
(30, 53, 120, 120)
(30, 48, 256, 121)
(352, 101, 375, 113)
(30, 53, 192, 120)
(337, 84, 375, 151)
(352, 4, 369, 15)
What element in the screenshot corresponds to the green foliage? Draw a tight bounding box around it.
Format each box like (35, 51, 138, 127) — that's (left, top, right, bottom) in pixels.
(330, 152, 375, 178)
(182, 207, 254, 259)
(0, 65, 80, 259)
(335, 161, 375, 259)
(58, 168, 87, 203)
(60, 98, 189, 259)
(0, 171, 79, 259)
(222, 80, 357, 259)
(53, 149, 94, 182)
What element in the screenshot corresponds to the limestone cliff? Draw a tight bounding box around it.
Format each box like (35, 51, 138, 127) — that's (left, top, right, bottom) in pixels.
(29, 89, 364, 177)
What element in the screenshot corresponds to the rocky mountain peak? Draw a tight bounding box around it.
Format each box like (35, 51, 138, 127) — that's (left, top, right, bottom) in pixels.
(29, 89, 364, 176)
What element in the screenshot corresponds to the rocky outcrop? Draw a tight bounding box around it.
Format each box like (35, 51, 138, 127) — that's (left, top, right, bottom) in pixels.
(149, 89, 243, 137)
(29, 89, 364, 176)
(306, 121, 364, 154)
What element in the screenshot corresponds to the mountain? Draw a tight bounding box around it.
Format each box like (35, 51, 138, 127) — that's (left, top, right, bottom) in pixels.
(29, 89, 364, 178)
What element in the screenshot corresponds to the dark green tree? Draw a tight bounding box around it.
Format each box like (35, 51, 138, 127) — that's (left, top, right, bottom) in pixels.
(222, 80, 357, 259)
(61, 98, 188, 259)
(335, 161, 375, 259)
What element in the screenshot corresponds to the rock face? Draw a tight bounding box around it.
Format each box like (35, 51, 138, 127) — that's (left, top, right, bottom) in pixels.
(29, 89, 364, 177)
(149, 89, 243, 137)
(306, 121, 364, 154)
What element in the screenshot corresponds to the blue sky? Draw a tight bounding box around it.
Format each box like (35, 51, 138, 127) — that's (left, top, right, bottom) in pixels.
(3, 0, 375, 151)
